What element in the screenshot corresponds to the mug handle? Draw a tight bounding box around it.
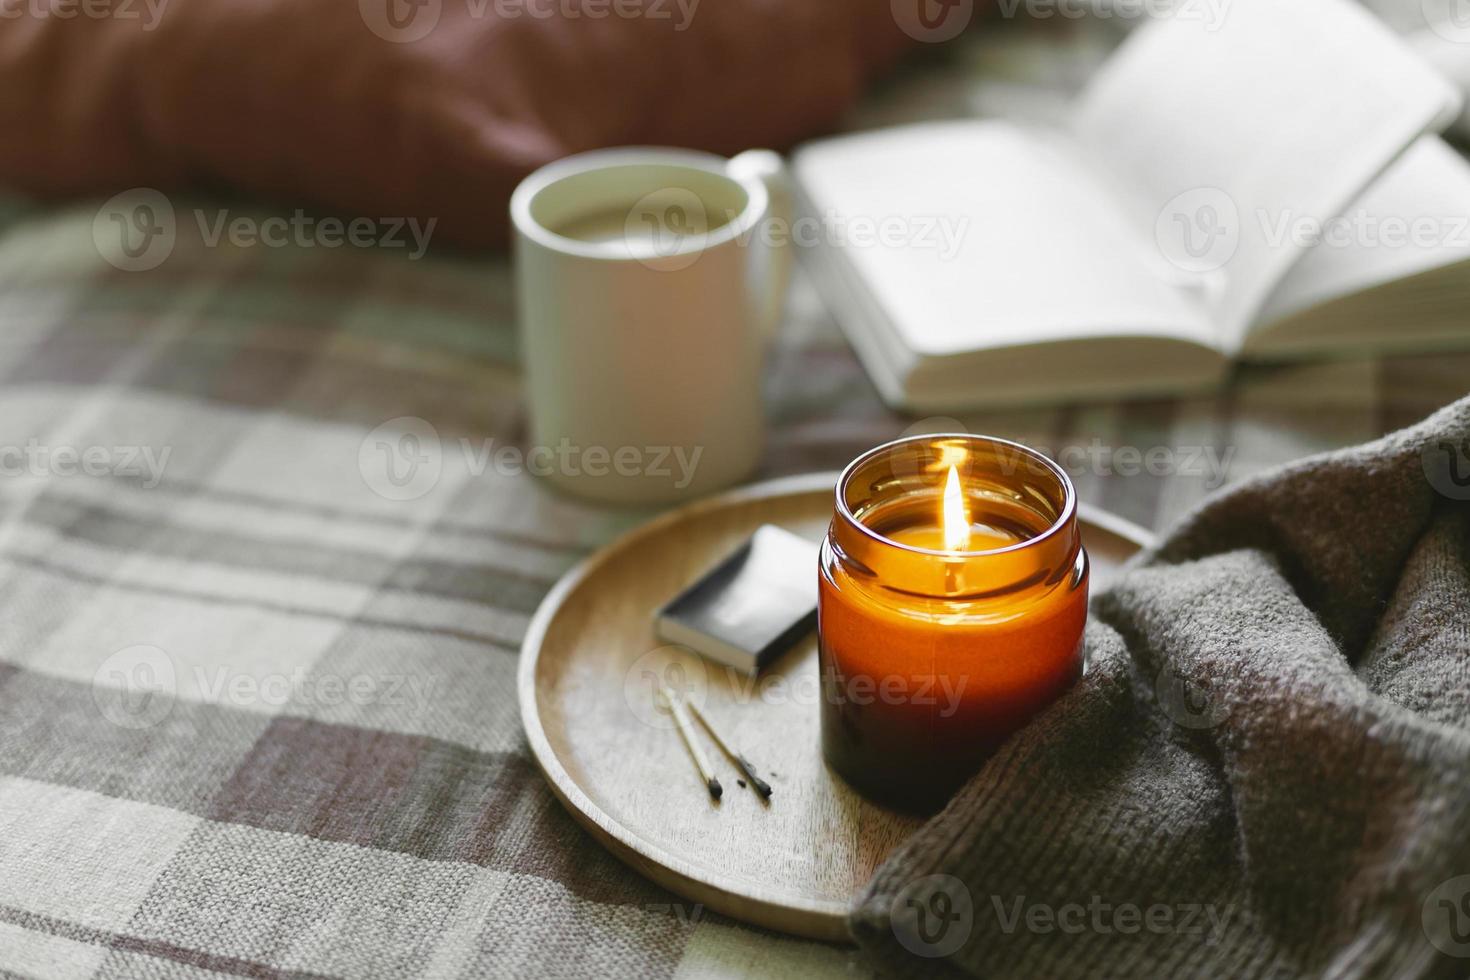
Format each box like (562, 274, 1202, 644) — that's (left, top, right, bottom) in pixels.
(727, 150, 793, 339)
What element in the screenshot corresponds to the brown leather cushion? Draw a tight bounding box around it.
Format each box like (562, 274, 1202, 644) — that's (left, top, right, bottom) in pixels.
(0, 0, 917, 246)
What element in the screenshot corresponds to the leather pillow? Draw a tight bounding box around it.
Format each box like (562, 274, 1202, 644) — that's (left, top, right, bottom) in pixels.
(0, 0, 916, 246)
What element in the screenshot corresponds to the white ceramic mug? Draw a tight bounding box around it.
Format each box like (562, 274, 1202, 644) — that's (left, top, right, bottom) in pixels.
(511, 147, 791, 505)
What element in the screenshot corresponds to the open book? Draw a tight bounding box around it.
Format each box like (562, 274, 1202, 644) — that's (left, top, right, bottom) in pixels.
(791, 0, 1468, 411)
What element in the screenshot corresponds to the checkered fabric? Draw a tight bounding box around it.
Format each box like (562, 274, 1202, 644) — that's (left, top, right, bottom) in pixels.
(2, 26, 1469, 980)
(2, 184, 1465, 980)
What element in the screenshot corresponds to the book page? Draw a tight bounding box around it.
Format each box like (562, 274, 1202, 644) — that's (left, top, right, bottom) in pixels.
(1071, 0, 1461, 348)
(1253, 137, 1470, 333)
(791, 121, 1219, 360)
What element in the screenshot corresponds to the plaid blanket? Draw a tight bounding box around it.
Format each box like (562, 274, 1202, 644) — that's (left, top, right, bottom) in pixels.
(2, 190, 1465, 980)
(2, 28, 1469, 980)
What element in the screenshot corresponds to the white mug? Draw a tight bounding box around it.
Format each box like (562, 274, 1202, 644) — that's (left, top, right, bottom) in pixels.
(511, 147, 791, 505)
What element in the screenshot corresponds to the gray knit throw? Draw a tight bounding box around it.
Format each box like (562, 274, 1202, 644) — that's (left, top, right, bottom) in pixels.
(850, 397, 1470, 978)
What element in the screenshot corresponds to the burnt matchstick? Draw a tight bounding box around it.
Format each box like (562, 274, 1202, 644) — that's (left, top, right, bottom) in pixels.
(659, 687, 722, 801)
(688, 701, 773, 800)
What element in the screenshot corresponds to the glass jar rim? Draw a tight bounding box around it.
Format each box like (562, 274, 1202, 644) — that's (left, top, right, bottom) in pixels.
(834, 433, 1078, 559)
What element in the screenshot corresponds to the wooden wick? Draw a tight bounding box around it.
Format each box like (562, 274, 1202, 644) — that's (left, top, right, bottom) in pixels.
(660, 686, 722, 801)
(688, 701, 773, 800)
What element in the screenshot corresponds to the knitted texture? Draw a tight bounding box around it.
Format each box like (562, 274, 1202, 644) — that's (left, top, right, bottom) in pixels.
(851, 397, 1470, 979)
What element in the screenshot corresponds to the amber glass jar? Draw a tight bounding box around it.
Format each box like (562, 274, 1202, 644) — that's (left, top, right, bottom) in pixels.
(817, 434, 1088, 814)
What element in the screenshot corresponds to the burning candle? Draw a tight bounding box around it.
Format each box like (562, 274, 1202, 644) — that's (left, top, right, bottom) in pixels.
(817, 434, 1088, 814)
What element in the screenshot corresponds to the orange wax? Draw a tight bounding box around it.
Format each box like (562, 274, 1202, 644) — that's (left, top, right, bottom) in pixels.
(885, 523, 1024, 552)
(818, 436, 1088, 814)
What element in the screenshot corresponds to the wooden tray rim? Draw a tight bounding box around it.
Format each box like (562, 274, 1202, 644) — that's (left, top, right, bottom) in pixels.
(517, 471, 1155, 941)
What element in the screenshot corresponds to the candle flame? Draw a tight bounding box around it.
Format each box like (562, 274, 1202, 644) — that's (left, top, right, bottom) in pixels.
(942, 464, 970, 552)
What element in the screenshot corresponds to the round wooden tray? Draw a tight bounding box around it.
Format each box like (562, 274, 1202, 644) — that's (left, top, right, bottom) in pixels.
(518, 472, 1152, 942)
